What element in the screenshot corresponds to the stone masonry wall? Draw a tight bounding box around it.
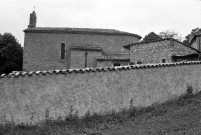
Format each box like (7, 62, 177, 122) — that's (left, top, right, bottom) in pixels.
(191, 36, 201, 51)
(1, 62, 201, 125)
(70, 50, 102, 68)
(23, 33, 139, 71)
(97, 60, 129, 67)
(130, 40, 197, 64)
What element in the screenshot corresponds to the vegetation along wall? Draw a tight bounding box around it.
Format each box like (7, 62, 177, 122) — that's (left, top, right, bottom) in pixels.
(0, 61, 201, 125)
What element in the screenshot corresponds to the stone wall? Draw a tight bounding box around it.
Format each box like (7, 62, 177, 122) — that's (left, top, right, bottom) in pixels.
(130, 40, 197, 64)
(23, 33, 139, 71)
(191, 36, 201, 51)
(97, 60, 129, 67)
(70, 50, 102, 68)
(1, 61, 201, 125)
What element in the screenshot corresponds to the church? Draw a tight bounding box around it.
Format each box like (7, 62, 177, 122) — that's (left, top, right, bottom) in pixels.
(23, 11, 141, 71)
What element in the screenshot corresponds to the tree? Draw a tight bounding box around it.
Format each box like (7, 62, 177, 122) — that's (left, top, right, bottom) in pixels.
(159, 30, 183, 41)
(183, 27, 201, 45)
(0, 33, 23, 75)
(142, 32, 163, 43)
(191, 27, 201, 35)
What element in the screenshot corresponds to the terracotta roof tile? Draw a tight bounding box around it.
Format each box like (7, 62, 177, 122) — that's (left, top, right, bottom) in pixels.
(1, 61, 201, 79)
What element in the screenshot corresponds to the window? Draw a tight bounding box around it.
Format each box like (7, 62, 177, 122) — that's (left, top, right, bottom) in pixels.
(199, 39, 201, 51)
(162, 59, 166, 63)
(60, 43, 66, 60)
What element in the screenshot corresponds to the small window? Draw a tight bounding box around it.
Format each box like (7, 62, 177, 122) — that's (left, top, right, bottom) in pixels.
(114, 63, 120, 67)
(162, 59, 166, 63)
(60, 43, 66, 60)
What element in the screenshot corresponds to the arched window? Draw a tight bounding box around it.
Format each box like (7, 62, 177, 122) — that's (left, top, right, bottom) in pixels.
(60, 43, 66, 60)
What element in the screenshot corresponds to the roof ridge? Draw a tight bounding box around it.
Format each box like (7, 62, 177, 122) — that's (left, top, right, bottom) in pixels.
(1, 61, 201, 79)
(23, 27, 142, 39)
(170, 38, 201, 53)
(26, 27, 127, 32)
(123, 38, 169, 47)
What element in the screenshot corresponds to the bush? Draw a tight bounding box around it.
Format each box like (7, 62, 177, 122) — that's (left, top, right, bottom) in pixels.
(129, 106, 138, 117)
(186, 83, 193, 95)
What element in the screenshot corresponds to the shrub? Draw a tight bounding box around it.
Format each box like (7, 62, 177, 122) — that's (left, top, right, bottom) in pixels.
(186, 83, 193, 95)
(129, 106, 138, 117)
(65, 106, 79, 125)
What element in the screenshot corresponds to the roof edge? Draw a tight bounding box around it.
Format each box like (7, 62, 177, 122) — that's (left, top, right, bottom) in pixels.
(23, 27, 142, 39)
(123, 38, 201, 53)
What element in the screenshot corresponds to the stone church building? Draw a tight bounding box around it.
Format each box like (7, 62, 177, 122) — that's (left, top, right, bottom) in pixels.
(23, 11, 200, 72)
(23, 11, 141, 71)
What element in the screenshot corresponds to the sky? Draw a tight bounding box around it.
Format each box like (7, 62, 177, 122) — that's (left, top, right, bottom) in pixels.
(0, 0, 200, 46)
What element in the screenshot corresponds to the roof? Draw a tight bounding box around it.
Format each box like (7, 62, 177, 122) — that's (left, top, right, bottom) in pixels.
(1, 61, 201, 79)
(96, 53, 130, 61)
(70, 45, 102, 51)
(23, 27, 142, 39)
(123, 38, 201, 53)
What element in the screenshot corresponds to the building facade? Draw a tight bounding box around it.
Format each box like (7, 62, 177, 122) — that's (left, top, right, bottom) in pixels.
(124, 38, 200, 64)
(189, 34, 201, 51)
(23, 11, 141, 71)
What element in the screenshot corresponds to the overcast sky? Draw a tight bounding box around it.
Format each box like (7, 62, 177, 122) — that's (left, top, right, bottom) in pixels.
(0, 0, 200, 45)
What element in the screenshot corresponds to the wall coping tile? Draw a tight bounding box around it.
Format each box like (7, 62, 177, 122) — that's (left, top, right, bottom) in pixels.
(1, 61, 201, 79)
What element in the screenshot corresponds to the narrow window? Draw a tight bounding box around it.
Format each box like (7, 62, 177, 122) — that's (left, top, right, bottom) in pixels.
(162, 59, 166, 63)
(60, 43, 65, 60)
(199, 39, 201, 51)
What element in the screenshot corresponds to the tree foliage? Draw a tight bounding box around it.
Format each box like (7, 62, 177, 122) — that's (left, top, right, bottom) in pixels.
(142, 32, 163, 43)
(183, 27, 201, 45)
(191, 27, 201, 35)
(0, 33, 23, 75)
(159, 30, 183, 41)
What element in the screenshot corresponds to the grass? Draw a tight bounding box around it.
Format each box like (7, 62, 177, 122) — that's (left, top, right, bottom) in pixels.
(1, 87, 201, 135)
